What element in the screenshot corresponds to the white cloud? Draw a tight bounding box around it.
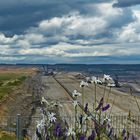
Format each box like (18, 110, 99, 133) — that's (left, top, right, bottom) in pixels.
(93, 2, 123, 18)
(24, 33, 45, 44)
(117, 25, 140, 42)
(116, 9, 140, 43)
(0, 34, 18, 44)
(17, 40, 30, 48)
(18, 42, 140, 58)
(0, 56, 25, 61)
(0, 1, 140, 63)
(34, 12, 108, 37)
(0, 45, 17, 55)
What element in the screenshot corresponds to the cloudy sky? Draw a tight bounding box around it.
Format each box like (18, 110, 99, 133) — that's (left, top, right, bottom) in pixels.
(0, 0, 140, 64)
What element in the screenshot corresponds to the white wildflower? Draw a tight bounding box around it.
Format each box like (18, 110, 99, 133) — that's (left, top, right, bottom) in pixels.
(91, 76, 102, 84)
(91, 79, 102, 84)
(66, 127, 75, 136)
(52, 101, 63, 107)
(72, 90, 81, 98)
(80, 81, 88, 87)
(73, 100, 78, 107)
(104, 74, 113, 81)
(41, 97, 49, 105)
(91, 76, 97, 83)
(83, 114, 92, 122)
(107, 83, 115, 87)
(48, 112, 56, 123)
(36, 118, 45, 134)
(100, 115, 111, 124)
(104, 116, 111, 123)
(96, 79, 102, 84)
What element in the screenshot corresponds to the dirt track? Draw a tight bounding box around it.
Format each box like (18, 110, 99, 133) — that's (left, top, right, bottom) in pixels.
(41, 76, 81, 125)
(54, 72, 140, 116)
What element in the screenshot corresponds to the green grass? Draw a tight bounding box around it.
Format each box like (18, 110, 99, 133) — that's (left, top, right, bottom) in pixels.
(0, 73, 26, 81)
(0, 131, 16, 140)
(0, 86, 13, 100)
(0, 135, 16, 140)
(0, 73, 27, 101)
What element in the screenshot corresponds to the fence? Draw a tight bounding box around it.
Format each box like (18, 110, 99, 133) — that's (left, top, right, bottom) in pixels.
(0, 115, 41, 140)
(0, 115, 140, 140)
(109, 115, 140, 137)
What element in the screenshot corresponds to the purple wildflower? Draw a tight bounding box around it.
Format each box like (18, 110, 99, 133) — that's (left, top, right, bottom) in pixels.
(36, 128, 42, 139)
(80, 134, 86, 140)
(53, 123, 63, 137)
(79, 115, 83, 125)
(46, 135, 50, 140)
(131, 134, 135, 140)
(108, 127, 113, 137)
(88, 130, 95, 140)
(107, 123, 111, 129)
(94, 123, 100, 136)
(123, 136, 127, 140)
(122, 128, 126, 137)
(102, 104, 110, 112)
(95, 97, 103, 111)
(84, 103, 88, 112)
(72, 135, 75, 140)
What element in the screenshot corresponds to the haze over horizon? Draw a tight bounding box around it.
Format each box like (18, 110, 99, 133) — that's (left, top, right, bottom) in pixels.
(0, 0, 140, 64)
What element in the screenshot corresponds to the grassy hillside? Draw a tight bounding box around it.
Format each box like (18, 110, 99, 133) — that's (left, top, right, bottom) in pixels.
(0, 69, 33, 100)
(0, 72, 28, 100)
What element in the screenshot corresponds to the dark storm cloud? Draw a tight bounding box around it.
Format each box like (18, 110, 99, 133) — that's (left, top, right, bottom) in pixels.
(0, 3, 70, 35)
(0, 0, 113, 35)
(113, 0, 140, 7)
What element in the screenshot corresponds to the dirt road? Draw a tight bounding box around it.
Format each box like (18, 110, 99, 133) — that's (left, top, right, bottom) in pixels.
(55, 72, 140, 116)
(41, 76, 81, 124)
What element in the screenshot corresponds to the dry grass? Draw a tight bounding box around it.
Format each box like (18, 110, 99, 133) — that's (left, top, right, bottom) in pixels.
(0, 66, 37, 101)
(0, 131, 16, 140)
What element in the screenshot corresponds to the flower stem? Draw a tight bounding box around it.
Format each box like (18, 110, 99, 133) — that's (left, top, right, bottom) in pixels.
(75, 105, 77, 132)
(106, 87, 111, 104)
(103, 85, 106, 106)
(82, 87, 84, 115)
(94, 83, 97, 110)
(98, 110, 101, 140)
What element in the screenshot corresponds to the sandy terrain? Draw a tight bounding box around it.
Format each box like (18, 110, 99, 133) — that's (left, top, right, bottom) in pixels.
(54, 72, 140, 116)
